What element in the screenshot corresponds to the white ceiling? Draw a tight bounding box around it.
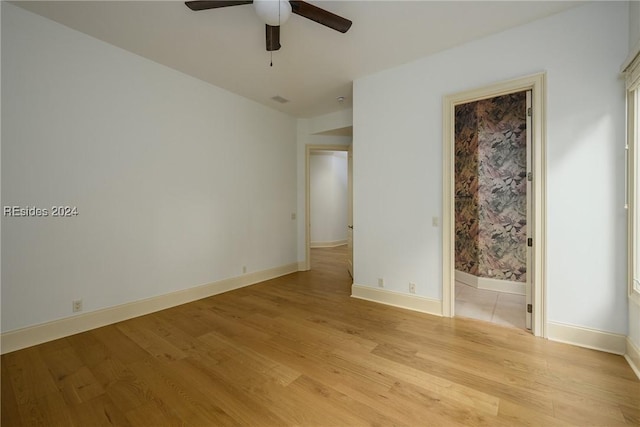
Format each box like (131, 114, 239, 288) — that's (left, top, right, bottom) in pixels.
(13, 1, 583, 118)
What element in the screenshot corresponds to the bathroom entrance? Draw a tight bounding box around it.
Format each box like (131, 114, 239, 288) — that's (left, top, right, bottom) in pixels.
(453, 90, 531, 330)
(442, 73, 546, 337)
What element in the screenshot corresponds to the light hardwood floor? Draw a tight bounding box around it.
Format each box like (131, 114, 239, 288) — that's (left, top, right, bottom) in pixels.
(2, 246, 639, 426)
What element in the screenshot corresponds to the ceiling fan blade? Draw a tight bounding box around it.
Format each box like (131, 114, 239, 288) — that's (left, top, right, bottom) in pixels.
(185, 1, 253, 11)
(266, 24, 281, 51)
(289, 1, 352, 33)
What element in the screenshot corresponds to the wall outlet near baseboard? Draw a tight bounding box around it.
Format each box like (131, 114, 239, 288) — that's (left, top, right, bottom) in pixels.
(409, 282, 416, 294)
(378, 278, 384, 288)
(72, 299, 83, 313)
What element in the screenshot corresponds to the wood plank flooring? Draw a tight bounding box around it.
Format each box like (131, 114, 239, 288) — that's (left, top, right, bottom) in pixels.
(2, 246, 639, 426)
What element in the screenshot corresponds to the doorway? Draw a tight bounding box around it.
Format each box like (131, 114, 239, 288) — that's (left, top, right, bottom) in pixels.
(305, 145, 353, 274)
(442, 73, 547, 337)
(453, 91, 530, 330)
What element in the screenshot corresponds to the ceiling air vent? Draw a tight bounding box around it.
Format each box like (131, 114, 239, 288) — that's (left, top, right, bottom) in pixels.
(271, 95, 290, 104)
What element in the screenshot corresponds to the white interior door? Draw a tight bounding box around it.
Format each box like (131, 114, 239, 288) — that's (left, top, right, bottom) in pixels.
(347, 144, 353, 278)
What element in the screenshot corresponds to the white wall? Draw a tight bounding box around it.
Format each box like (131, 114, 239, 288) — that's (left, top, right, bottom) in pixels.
(628, 0, 640, 366)
(307, 109, 353, 136)
(630, 0, 640, 53)
(1, 3, 297, 332)
(354, 2, 628, 334)
(310, 152, 348, 245)
(0, 2, 3, 335)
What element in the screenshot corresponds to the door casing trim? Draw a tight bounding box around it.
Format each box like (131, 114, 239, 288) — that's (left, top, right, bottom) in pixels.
(442, 73, 547, 337)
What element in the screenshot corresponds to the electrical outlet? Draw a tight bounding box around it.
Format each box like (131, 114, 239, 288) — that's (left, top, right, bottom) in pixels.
(409, 282, 416, 294)
(378, 278, 384, 288)
(432, 217, 439, 227)
(72, 299, 83, 313)
(291, 213, 296, 220)
(242, 265, 247, 274)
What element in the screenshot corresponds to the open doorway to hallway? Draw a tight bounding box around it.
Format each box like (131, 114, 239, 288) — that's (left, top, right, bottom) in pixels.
(305, 145, 352, 275)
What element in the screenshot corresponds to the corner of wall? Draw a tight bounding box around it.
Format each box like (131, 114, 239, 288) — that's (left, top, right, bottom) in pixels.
(626, 336, 640, 380)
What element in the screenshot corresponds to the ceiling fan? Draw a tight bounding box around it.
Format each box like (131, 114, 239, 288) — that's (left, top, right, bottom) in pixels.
(185, 0, 352, 52)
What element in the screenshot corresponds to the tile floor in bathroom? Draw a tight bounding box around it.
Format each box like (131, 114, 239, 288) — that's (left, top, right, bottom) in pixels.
(455, 281, 526, 330)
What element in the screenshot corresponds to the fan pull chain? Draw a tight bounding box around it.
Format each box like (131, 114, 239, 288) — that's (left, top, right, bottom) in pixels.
(270, 1, 280, 68)
(273, 0, 280, 67)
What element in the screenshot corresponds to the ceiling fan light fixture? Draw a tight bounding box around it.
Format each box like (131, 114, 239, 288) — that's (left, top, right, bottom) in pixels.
(254, 0, 292, 26)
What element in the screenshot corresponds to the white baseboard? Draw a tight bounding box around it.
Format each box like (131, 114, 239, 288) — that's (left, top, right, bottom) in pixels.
(546, 321, 627, 355)
(351, 284, 442, 317)
(625, 337, 640, 380)
(298, 261, 309, 271)
(1, 263, 298, 354)
(310, 240, 347, 248)
(455, 270, 525, 295)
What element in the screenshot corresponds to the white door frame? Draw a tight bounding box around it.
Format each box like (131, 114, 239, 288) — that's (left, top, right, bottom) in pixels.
(304, 144, 351, 271)
(442, 73, 547, 337)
